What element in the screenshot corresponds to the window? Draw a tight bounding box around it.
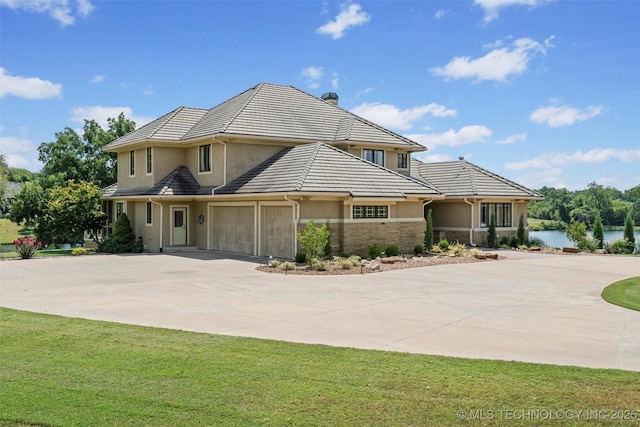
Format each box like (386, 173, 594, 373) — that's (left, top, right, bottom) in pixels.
(480, 203, 512, 228)
(116, 202, 124, 219)
(353, 205, 388, 219)
(199, 144, 211, 173)
(397, 153, 408, 169)
(363, 149, 384, 167)
(146, 147, 153, 174)
(129, 150, 135, 176)
(146, 202, 152, 225)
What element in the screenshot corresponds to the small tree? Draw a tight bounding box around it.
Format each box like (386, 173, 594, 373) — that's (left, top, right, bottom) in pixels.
(593, 212, 604, 249)
(297, 219, 330, 264)
(424, 209, 434, 251)
(566, 219, 587, 247)
(487, 212, 497, 248)
(111, 212, 136, 253)
(623, 212, 636, 252)
(517, 213, 526, 246)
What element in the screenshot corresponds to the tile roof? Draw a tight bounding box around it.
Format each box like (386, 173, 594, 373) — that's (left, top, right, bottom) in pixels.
(411, 158, 542, 199)
(104, 166, 202, 197)
(215, 142, 441, 197)
(104, 83, 425, 151)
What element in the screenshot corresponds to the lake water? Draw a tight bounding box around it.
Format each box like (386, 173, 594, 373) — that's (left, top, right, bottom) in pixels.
(528, 230, 636, 248)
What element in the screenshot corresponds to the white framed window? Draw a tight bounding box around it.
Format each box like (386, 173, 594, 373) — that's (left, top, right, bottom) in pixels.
(397, 153, 408, 169)
(129, 150, 135, 176)
(480, 203, 512, 227)
(353, 205, 388, 219)
(199, 144, 211, 173)
(146, 202, 153, 225)
(146, 147, 153, 175)
(363, 149, 384, 167)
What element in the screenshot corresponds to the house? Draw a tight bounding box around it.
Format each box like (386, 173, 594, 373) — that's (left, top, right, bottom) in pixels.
(101, 82, 541, 257)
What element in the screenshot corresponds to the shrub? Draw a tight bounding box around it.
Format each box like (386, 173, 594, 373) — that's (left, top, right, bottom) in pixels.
(334, 256, 360, 269)
(487, 212, 497, 248)
(385, 244, 400, 257)
(623, 212, 636, 251)
(424, 209, 434, 251)
(97, 237, 114, 254)
(339, 252, 351, 258)
(566, 219, 587, 247)
(295, 252, 306, 264)
(413, 244, 424, 255)
(14, 236, 42, 259)
(499, 244, 510, 250)
(268, 259, 281, 268)
(448, 242, 466, 256)
(517, 213, 526, 246)
(297, 219, 330, 263)
(578, 237, 598, 253)
(309, 257, 327, 271)
(438, 239, 449, 250)
(431, 245, 443, 254)
(509, 236, 518, 248)
(528, 237, 545, 248)
(367, 244, 382, 259)
(112, 213, 136, 253)
(71, 247, 87, 256)
(499, 236, 510, 246)
(279, 261, 296, 271)
(593, 212, 604, 249)
(606, 239, 634, 255)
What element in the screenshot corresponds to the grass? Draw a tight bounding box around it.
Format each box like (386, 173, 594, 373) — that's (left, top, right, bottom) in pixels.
(602, 277, 640, 312)
(1, 309, 639, 426)
(0, 218, 30, 243)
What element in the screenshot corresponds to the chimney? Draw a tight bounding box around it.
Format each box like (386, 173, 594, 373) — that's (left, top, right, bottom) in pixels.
(321, 92, 339, 106)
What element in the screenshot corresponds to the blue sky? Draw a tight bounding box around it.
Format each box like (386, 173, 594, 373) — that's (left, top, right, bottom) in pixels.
(1, 0, 638, 190)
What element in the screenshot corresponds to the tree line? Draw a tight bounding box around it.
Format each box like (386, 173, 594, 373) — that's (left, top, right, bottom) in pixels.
(0, 114, 136, 246)
(528, 183, 640, 228)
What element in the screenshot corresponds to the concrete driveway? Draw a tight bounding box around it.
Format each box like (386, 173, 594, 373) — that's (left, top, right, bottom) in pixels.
(1, 251, 639, 371)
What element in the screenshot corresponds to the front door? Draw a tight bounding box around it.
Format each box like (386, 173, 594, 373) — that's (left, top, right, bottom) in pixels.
(172, 207, 187, 246)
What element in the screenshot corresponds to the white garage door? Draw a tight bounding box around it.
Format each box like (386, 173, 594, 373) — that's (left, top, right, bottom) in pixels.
(261, 206, 293, 259)
(210, 206, 255, 255)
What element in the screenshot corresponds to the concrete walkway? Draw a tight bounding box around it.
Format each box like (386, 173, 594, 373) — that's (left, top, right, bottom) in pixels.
(1, 251, 638, 371)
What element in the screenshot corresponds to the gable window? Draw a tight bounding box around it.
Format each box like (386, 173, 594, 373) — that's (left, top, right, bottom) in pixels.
(146, 202, 153, 225)
(480, 203, 512, 228)
(199, 144, 211, 173)
(353, 205, 389, 219)
(146, 147, 153, 175)
(363, 149, 384, 167)
(397, 153, 408, 169)
(129, 150, 135, 176)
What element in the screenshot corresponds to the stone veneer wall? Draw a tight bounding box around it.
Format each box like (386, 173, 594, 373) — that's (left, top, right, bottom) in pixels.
(342, 221, 425, 257)
(434, 229, 522, 247)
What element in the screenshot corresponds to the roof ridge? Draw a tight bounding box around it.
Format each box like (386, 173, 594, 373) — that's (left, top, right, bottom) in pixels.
(220, 83, 263, 133)
(147, 106, 185, 140)
(460, 161, 479, 195)
(294, 142, 322, 191)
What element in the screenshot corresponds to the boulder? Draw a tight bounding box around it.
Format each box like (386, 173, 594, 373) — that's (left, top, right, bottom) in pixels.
(562, 247, 579, 253)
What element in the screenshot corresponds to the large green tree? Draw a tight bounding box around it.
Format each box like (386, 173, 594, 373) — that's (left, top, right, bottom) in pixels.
(37, 113, 135, 189)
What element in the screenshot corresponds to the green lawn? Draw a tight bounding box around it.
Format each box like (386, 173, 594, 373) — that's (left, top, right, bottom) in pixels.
(0, 218, 25, 243)
(602, 277, 640, 312)
(1, 309, 639, 426)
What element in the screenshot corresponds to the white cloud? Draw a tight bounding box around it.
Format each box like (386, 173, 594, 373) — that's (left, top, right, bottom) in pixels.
(495, 133, 526, 144)
(431, 37, 549, 83)
(316, 3, 370, 40)
(119, 82, 154, 96)
(355, 87, 374, 98)
(351, 102, 458, 131)
(71, 106, 153, 129)
(505, 148, 640, 170)
(0, 67, 62, 99)
(300, 66, 325, 89)
(0, 135, 41, 170)
(434, 9, 450, 19)
(407, 125, 492, 148)
(474, 0, 551, 23)
(529, 104, 605, 127)
(0, 0, 94, 26)
(331, 72, 339, 90)
(90, 74, 105, 84)
(515, 168, 567, 189)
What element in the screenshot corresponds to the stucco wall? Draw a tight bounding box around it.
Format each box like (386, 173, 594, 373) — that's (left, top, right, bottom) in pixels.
(225, 142, 285, 183)
(153, 147, 186, 183)
(299, 200, 342, 220)
(430, 201, 471, 228)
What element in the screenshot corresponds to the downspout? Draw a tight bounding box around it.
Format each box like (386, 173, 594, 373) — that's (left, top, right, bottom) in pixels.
(285, 195, 300, 257)
(210, 138, 227, 195)
(463, 198, 475, 246)
(149, 198, 163, 252)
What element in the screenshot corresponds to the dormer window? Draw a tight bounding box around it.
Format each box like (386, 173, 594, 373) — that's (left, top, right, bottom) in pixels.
(363, 149, 384, 167)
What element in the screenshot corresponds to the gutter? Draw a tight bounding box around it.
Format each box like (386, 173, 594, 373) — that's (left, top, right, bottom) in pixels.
(149, 198, 163, 252)
(284, 195, 300, 257)
(463, 198, 475, 246)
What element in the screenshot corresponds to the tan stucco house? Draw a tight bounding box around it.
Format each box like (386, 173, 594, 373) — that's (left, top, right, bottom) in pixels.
(101, 83, 541, 257)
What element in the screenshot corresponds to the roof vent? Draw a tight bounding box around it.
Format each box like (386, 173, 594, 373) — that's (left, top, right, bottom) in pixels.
(321, 92, 339, 106)
(458, 156, 465, 161)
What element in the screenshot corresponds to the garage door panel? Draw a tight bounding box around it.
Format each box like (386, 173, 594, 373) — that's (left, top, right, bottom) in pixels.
(262, 206, 293, 259)
(211, 206, 254, 254)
